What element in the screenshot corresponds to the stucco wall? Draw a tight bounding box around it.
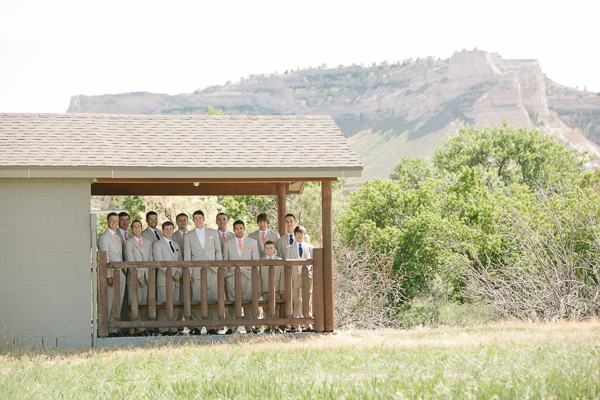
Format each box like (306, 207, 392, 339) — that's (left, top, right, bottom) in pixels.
(0, 178, 92, 348)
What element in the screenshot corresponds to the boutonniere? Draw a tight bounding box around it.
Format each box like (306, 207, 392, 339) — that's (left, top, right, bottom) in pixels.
(145, 246, 149, 249)
(246, 247, 250, 250)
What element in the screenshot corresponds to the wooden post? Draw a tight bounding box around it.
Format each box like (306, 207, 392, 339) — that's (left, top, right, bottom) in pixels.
(235, 267, 242, 319)
(97, 252, 108, 337)
(217, 267, 225, 320)
(112, 266, 121, 322)
(268, 266, 276, 318)
(201, 267, 208, 319)
(166, 267, 173, 321)
(284, 266, 292, 318)
(276, 183, 287, 236)
(302, 266, 310, 319)
(322, 179, 335, 331)
(182, 267, 191, 320)
(312, 248, 324, 332)
(130, 268, 139, 321)
(148, 267, 156, 320)
(251, 266, 259, 319)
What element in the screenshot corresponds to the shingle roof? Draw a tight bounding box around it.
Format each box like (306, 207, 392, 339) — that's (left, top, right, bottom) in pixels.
(0, 114, 362, 174)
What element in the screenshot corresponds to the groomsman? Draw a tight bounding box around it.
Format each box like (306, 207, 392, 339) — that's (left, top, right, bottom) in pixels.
(142, 211, 162, 244)
(117, 212, 132, 244)
(153, 221, 182, 336)
(223, 220, 260, 333)
(285, 225, 314, 332)
(171, 212, 190, 325)
(183, 210, 222, 334)
(216, 213, 235, 252)
(276, 214, 310, 259)
(123, 220, 153, 335)
(98, 213, 126, 337)
(249, 213, 280, 259)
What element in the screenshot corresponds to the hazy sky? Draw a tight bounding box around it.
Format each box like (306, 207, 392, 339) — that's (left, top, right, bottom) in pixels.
(1, 0, 598, 113)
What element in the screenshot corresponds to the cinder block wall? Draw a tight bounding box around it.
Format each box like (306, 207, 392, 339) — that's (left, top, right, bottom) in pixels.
(0, 178, 92, 348)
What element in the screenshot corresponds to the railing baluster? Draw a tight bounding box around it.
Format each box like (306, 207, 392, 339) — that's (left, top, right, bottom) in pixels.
(166, 267, 173, 321)
(182, 267, 191, 320)
(130, 268, 139, 321)
(148, 267, 156, 320)
(312, 249, 324, 332)
(251, 266, 259, 319)
(97, 252, 108, 337)
(284, 266, 292, 318)
(302, 266, 310, 319)
(113, 267, 121, 322)
(218, 267, 225, 320)
(201, 267, 208, 319)
(235, 267, 242, 319)
(268, 266, 275, 318)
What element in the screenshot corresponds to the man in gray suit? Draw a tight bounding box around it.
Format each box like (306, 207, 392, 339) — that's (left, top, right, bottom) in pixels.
(216, 212, 235, 325)
(276, 213, 310, 259)
(142, 211, 162, 244)
(153, 221, 182, 336)
(117, 211, 133, 327)
(249, 213, 280, 259)
(171, 212, 189, 326)
(183, 210, 222, 335)
(123, 220, 153, 335)
(117, 212, 132, 244)
(285, 225, 314, 332)
(98, 212, 126, 337)
(223, 220, 261, 333)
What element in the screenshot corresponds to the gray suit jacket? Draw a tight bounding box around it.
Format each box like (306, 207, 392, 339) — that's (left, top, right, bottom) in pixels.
(172, 229, 190, 252)
(222, 236, 260, 279)
(217, 230, 235, 252)
(183, 227, 222, 277)
(153, 238, 182, 286)
(98, 229, 123, 277)
(248, 229, 281, 259)
(142, 227, 163, 244)
(285, 241, 314, 283)
(277, 234, 310, 260)
(258, 254, 285, 294)
(123, 236, 153, 281)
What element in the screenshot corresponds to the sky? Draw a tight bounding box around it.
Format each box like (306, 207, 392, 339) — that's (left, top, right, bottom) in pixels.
(1, 0, 599, 113)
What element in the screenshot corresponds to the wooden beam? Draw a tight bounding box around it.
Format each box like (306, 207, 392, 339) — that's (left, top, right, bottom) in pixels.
(91, 183, 278, 196)
(109, 318, 314, 329)
(97, 252, 108, 337)
(276, 183, 287, 236)
(312, 248, 324, 332)
(95, 178, 336, 184)
(322, 179, 335, 332)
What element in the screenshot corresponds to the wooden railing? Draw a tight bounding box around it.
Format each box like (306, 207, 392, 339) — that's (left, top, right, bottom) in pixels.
(96, 249, 328, 337)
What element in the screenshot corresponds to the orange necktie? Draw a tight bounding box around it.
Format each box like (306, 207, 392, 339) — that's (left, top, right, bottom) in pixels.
(139, 240, 142, 250)
(222, 232, 226, 241)
(238, 240, 242, 251)
(261, 232, 266, 244)
(124, 232, 128, 240)
(114, 232, 119, 245)
(183, 232, 186, 242)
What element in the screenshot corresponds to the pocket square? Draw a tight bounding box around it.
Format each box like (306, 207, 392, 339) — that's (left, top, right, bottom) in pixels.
(208, 236, 213, 239)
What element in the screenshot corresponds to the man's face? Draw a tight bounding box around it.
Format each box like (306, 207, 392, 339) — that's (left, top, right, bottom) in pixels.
(257, 220, 269, 231)
(234, 223, 245, 238)
(132, 222, 142, 238)
(193, 214, 205, 229)
(216, 214, 228, 231)
(285, 216, 296, 233)
(294, 231, 305, 244)
(176, 216, 188, 231)
(163, 225, 174, 239)
(264, 244, 276, 257)
(107, 215, 118, 231)
(119, 215, 130, 231)
(146, 214, 158, 229)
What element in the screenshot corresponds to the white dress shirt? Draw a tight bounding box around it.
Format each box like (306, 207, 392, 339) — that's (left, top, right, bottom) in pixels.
(195, 226, 206, 248)
(119, 228, 130, 241)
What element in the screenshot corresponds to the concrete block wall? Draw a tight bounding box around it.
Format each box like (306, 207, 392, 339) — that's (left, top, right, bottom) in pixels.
(0, 178, 92, 348)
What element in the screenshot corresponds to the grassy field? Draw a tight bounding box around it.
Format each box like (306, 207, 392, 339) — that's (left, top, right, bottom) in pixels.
(1, 321, 600, 399)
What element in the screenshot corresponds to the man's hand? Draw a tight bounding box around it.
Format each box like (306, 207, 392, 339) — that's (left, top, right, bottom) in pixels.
(138, 278, 144, 288)
(279, 291, 284, 299)
(292, 281, 294, 289)
(107, 277, 113, 287)
(190, 274, 195, 283)
(173, 272, 181, 282)
(258, 291, 263, 299)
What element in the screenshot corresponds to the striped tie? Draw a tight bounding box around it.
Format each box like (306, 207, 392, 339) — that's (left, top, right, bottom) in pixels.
(114, 232, 119, 245)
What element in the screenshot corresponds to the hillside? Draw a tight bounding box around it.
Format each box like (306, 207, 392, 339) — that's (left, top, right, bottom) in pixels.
(68, 49, 600, 181)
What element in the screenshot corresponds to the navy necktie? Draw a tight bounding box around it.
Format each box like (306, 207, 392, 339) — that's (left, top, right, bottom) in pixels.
(298, 243, 303, 258)
(154, 230, 160, 241)
(289, 234, 293, 245)
(169, 241, 175, 253)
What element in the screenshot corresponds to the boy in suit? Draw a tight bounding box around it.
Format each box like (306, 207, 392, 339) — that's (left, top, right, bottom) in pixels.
(223, 220, 260, 334)
(153, 221, 182, 335)
(123, 220, 153, 335)
(249, 213, 280, 259)
(142, 211, 162, 244)
(285, 225, 314, 332)
(276, 214, 310, 259)
(98, 212, 126, 337)
(183, 210, 222, 334)
(258, 240, 285, 333)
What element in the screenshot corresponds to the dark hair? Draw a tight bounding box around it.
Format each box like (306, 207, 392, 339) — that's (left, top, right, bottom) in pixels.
(257, 213, 269, 223)
(162, 221, 174, 229)
(176, 213, 188, 221)
(264, 240, 276, 247)
(107, 212, 118, 221)
(146, 211, 158, 219)
(118, 212, 130, 218)
(294, 225, 306, 235)
(193, 210, 205, 217)
(131, 220, 142, 229)
(216, 212, 227, 219)
(284, 213, 296, 222)
(233, 219, 245, 228)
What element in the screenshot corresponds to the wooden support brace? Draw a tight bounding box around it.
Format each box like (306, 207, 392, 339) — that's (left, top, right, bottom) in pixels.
(130, 268, 139, 321)
(251, 266, 259, 319)
(112, 267, 121, 322)
(217, 267, 225, 320)
(182, 267, 191, 319)
(285, 266, 292, 318)
(97, 252, 108, 337)
(200, 267, 208, 319)
(268, 266, 276, 318)
(235, 267, 242, 319)
(302, 266, 310, 318)
(148, 267, 156, 320)
(312, 248, 324, 332)
(166, 267, 173, 321)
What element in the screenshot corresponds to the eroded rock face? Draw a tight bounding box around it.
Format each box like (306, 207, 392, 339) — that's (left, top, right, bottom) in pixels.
(67, 50, 600, 180)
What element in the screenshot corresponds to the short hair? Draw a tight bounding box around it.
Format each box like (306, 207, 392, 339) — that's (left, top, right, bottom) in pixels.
(294, 225, 306, 235)
(107, 212, 118, 221)
(162, 221, 174, 230)
(118, 212, 130, 218)
(216, 212, 227, 220)
(233, 219, 245, 228)
(193, 210, 205, 218)
(257, 213, 269, 223)
(264, 240, 276, 247)
(176, 213, 188, 221)
(146, 211, 157, 219)
(284, 213, 297, 222)
(131, 220, 142, 228)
